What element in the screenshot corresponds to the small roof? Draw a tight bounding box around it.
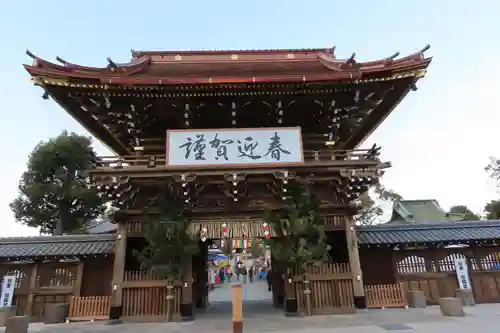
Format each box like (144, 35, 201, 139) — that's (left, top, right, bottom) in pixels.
(388, 199, 464, 224)
(357, 220, 500, 246)
(23, 46, 432, 86)
(86, 218, 116, 234)
(0, 234, 116, 260)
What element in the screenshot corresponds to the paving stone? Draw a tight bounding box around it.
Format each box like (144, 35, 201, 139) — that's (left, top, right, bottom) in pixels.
(1, 301, 500, 333)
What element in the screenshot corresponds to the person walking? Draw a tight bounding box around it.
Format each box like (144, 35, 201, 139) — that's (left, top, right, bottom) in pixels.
(248, 266, 254, 283)
(218, 266, 225, 284)
(238, 262, 247, 284)
(236, 261, 243, 281)
(266, 267, 273, 292)
(227, 265, 233, 282)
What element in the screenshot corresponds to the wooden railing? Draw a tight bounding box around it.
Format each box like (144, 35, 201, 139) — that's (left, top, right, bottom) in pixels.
(364, 283, 408, 309)
(68, 296, 111, 322)
(124, 270, 165, 281)
(91, 149, 379, 169)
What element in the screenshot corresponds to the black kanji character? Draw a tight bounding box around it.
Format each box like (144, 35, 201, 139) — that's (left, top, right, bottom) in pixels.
(179, 134, 207, 160)
(237, 137, 262, 160)
(264, 132, 290, 161)
(209, 133, 234, 161)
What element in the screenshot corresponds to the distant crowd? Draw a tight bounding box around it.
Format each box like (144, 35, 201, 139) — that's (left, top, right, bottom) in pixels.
(208, 261, 274, 291)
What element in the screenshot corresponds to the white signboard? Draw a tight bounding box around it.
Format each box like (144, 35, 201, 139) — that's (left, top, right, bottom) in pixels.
(454, 258, 471, 290)
(166, 127, 304, 167)
(0, 275, 16, 308)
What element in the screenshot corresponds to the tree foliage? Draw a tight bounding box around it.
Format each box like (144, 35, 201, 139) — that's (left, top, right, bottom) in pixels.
(448, 205, 480, 220)
(354, 183, 402, 225)
(9, 131, 104, 235)
(264, 183, 330, 273)
(484, 200, 500, 220)
(133, 196, 199, 280)
(483, 159, 500, 220)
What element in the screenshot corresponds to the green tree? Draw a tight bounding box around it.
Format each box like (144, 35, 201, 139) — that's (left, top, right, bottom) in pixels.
(486, 157, 500, 182)
(355, 183, 402, 225)
(448, 205, 480, 220)
(9, 131, 103, 235)
(484, 200, 500, 220)
(265, 183, 330, 273)
(133, 197, 199, 321)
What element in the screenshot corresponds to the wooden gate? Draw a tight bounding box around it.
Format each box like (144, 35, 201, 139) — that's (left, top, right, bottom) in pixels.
(292, 263, 354, 315)
(364, 283, 407, 308)
(68, 296, 111, 321)
(121, 270, 181, 321)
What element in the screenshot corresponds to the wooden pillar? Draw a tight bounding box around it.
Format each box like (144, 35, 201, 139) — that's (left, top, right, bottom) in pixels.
(73, 261, 84, 297)
(344, 217, 365, 309)
(195, 241, 208, 309)
(110, 222, 127, 320)
(232, 283, 243, 333)
(25, 261, 39, 316)
(180, 256, 194, 320)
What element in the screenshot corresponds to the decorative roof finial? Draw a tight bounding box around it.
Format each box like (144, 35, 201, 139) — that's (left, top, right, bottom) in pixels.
(346, 53, 356, 65)
(420, 44, 430, 54)
(26, 50, 36, 59)
(386, 52, 400, 61)
(107, 57, 118, 69)
(56, 57, 68, 65)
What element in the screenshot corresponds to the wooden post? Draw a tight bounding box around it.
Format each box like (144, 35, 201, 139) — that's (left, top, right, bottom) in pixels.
(283, 268, 297, 316)
(345, 217, 365, 309)
(110, 222, 127, 320)
(25, 261, 39, 317)
(232, 283, 243, 333)
(303, 278, 312, 316)
(180, 256, 194, 321)
(166, 282, 174, 322)
(73, 261, 84, 297)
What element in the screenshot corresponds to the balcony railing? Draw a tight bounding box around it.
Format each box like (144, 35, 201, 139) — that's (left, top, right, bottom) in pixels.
(92, 149, 379, 170)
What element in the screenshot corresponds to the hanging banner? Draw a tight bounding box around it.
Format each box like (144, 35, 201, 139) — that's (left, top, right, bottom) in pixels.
(0, 275, 16, 308)
(454, 258, 471, 290)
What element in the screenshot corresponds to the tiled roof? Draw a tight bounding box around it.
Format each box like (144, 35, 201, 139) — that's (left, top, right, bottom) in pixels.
(86, 218, 116, 234)
(0, 234, 116, 259)
(357, 220, 500, 246)
(388, 200, 464, 224)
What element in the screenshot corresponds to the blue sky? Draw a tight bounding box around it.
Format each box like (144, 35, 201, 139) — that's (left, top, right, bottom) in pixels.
(1, 1, 499, 236)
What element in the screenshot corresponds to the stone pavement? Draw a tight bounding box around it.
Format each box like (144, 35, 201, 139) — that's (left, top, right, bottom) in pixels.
(3, 290, 500, 333)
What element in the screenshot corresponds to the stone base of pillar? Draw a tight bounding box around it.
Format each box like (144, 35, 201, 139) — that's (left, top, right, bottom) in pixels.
(455, 289, 475, 306)
(0, 307, 16, 327)
(109, 306, 122, 320)
(180, 303, 194, 321)
(5, 316, 29, 333)
(284, 298, 298, 316)
(439, 297, 465, 317)
(354, 296, 367, 309)
(407, 290, 427, 308)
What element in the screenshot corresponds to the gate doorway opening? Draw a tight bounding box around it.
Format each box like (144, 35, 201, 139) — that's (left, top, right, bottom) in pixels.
(194, 238, 282, 319)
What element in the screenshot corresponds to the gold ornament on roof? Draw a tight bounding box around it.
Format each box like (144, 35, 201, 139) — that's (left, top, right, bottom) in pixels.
(174, 55, 182, 61)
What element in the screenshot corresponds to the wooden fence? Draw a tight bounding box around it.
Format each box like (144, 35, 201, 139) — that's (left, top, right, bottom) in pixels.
(364, 283, 408, 309)
(68, 296, 111, 322)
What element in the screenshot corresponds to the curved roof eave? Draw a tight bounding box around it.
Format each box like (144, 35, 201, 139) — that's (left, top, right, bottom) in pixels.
(23, 46, 432, 86)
